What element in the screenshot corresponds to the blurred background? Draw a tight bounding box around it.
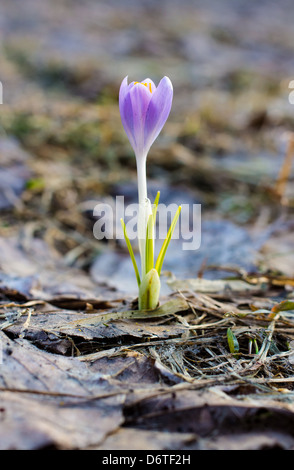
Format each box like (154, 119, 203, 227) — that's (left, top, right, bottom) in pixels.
(0, 0, 294, 296)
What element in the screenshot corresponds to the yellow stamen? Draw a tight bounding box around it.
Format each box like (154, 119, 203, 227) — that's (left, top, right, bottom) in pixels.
(134, 81, 152, 93)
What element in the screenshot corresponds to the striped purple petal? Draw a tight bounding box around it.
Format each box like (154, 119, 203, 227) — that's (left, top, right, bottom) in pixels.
(119, 77, 136, 151)
(128, 82, 153, 157)
(144, 76, 173, 152)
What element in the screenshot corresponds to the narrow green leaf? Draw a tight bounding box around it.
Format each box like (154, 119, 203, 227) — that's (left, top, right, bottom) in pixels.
(120, 218, 141, 287)
(155, 206, 181, 276)
(145, 214, 154, 274)
(253, 338, 259, 354)
(152, 191, 160, 228)
(227, 327, 239, 358)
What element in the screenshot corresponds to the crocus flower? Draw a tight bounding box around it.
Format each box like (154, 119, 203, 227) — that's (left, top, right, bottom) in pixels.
(119, 76, 179, 310)
(119, 76, 173, 280)
(119, 76, 173, 172)
(119, 77, 172, 207)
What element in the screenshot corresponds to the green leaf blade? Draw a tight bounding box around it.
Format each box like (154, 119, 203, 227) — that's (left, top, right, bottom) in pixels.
(120, 218, 141, 287)
(152, 191, 160, 228)
(145, 214, 154, 274)
(155, 205, 181, 277)
(227, 327, 239, 358)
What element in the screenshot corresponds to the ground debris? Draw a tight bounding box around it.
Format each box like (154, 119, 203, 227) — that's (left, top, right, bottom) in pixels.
(1, 269, 294, 449)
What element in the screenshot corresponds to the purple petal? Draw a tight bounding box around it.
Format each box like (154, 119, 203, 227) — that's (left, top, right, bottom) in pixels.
(144, 76, 173, 152)
(128, 82, 153, 157)
(119, 77, 136, 151)
(141, 78, 157, 93)
(119, 76, 129, 104)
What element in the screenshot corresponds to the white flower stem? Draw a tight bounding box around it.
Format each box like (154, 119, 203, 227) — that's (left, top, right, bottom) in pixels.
(136, 156, 147, 205)
(136, 155, 152, 278)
